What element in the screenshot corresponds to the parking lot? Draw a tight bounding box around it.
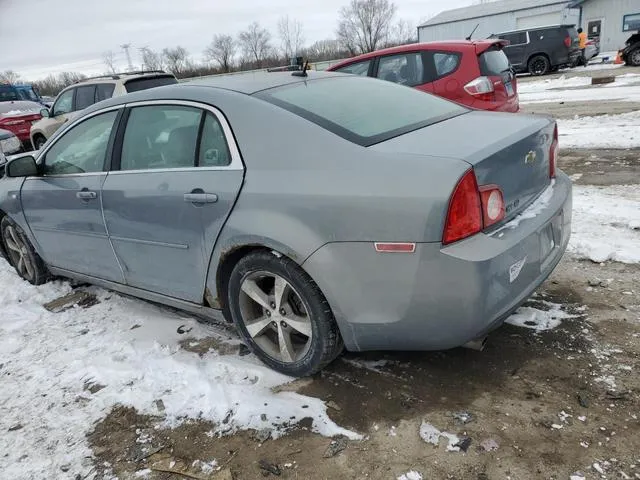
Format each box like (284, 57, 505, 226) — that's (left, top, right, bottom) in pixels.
(2, 65, 639, 480)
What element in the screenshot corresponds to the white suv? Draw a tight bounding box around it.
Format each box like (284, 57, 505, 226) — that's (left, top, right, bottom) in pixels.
(30, 71, 178, 150)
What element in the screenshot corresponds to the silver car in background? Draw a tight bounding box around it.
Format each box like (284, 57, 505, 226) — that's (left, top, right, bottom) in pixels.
(0, 72, 571, 376)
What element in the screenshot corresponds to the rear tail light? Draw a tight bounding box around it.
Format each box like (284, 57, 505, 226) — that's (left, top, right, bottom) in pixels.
(443, 170, 482, 245)
(564, 35, 571, 48)
(0, 118, 25, 126)
(443, 170, 506, 245)
(464, 77, 495, 102)
(550, 124, 559, 178)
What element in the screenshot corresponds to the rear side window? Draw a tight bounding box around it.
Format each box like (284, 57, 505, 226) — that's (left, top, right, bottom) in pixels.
(376, 53, 425, 87)
(502, 32, 527, 45)
(75, 85, 97, 110)
(96, 83, 116, 102)
(433, 53, 460, 77)
(120, 105, 201, 170)
(124, 76, 178, 93)
(199, 113, 231, 167)
(256, 76, 467, 147)
(0, 85, 18, 101)
(334, 60, 371, 76)
(479, 49, 511, 75)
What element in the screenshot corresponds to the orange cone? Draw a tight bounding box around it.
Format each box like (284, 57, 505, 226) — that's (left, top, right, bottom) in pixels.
(614, 52, 624, 64)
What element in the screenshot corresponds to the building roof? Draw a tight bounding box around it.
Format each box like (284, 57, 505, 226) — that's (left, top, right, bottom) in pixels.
(419, 0, 572, 28)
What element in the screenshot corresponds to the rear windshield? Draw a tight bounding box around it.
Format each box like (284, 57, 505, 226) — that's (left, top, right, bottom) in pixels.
(256, 76, 467, 146)
(124, 75, 178, 93)
(479, 48, 511, 75)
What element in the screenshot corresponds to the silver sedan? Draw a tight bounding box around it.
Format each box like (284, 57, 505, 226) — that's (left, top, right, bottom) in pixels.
(0, 72, 571, 376)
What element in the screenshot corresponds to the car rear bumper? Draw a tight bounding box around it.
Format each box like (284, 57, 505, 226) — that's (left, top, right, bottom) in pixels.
(302, 172, 572, 352)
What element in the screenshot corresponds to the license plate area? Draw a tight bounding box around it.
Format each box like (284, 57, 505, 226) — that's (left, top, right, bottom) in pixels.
(505, 82, 514, 97)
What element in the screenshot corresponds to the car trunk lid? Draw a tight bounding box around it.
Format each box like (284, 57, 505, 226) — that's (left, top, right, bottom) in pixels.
(371, 110, 555, 224)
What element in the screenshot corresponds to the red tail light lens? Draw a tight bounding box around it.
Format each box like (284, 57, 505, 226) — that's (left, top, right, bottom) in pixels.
(550, 124, 558, 178)
(443, 170, 482, 245)
(479, 186, 505, 227)
(464, 77, 495, 102)
(564, 36, 571, 47)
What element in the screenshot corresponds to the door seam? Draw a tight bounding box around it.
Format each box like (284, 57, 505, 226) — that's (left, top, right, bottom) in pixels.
(100, 173, 127, 283)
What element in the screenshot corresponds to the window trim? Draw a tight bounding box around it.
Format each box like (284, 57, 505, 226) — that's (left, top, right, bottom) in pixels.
(623, 13, 640, 32)
(32, 105, 125, 178)
(333, 59, 375, 77)
(109, 99, 244, 175)
(372, 50, 427, 87)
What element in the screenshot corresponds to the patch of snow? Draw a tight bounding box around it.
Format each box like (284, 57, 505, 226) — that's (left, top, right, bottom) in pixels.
(520, 73, 640, 104)
(419, 422, 441, 445)
(569, 185, 640, 264)
(506, 302, 578, 331)
(342, 358, 390, 372)
(558, 111, 640, 149)
(135, 469, 152, 478)
(595, 375, 618, 390)
(0, 261, 359, 480)
(442, 432, 461, 452)
(570, 473, 586, 480)
(398, 471, 423, 480)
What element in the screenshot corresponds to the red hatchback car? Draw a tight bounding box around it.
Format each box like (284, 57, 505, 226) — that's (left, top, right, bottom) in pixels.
(328, 40, 519, 113)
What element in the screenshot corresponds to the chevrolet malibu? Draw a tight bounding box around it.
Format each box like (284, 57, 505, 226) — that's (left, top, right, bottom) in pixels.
(0, 72, 571, 376)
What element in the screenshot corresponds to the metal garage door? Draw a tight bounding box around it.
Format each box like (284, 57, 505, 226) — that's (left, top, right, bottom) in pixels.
(516, 12, 561, 29)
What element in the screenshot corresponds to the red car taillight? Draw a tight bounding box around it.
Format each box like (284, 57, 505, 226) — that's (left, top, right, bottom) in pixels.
(463, 77, 495, 102)
(0, 118, 25, 126)
(564, 35, 571, 48)
(550, 124, 559, 178)
(443, 170, 482, 244)
(443, 170, 506, 245)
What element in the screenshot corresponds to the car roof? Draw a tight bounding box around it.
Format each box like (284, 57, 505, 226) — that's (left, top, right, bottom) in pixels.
(495, 24, 576, 35)
(185, 71, 351, 95)
(327, 40, 502, 69)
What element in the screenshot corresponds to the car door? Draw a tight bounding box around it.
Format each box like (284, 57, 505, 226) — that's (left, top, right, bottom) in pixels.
(500, 32, 529, 68)
(43, 88, 76, 138)
(101, 101, 244, 303)
(20, 107, 125, 282)
(74, 84, 97, 112)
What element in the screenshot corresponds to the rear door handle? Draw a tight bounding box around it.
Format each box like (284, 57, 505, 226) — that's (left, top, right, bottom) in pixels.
(183, 193, 218, 203)
(76, 190, 97, 200)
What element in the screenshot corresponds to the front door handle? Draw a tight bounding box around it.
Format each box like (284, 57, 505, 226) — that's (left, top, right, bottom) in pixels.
(184, 192, 218, 203)
(76, 190, 97, 200)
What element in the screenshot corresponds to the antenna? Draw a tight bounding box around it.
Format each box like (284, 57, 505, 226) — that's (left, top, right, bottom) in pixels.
(121, 43, 134, 71)
(466, 24, 480, 41)
(291, 59, 310, 77)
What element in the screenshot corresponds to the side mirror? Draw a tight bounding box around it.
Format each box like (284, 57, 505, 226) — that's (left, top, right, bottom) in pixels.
(6, 155, 38, 178)
(40, 108, 50, 118)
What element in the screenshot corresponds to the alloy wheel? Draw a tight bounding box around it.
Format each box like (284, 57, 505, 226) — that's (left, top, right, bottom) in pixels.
(238, 271, 313, 363)
(3, 225, 35, 279)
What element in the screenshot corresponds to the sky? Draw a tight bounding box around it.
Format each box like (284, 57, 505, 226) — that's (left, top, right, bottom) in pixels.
(0, 0, 473, 80)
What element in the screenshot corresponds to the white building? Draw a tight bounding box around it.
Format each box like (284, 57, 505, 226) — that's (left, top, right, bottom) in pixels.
(418, 0, 581, 43)
(570, 0, 640, 52)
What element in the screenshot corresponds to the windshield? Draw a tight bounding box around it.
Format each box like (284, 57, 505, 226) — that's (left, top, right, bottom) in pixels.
(479, 48, 511, 75)
(0, 85, 19, 102)
(124, 75, 178, 93)
(17, 87, 40, 102)
(256, 76, 467, 146)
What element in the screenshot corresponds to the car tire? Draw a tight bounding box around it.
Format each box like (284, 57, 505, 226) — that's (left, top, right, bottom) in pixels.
(34, 135, 47, 150)
(1, 216, 49, 285)
(628, 48, 640, 67)
(227, 250, 343, 376)
(528, 55, 550, 75)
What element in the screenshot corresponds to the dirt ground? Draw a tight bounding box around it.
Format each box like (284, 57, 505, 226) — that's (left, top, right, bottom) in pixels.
(82, 67, 640, 480)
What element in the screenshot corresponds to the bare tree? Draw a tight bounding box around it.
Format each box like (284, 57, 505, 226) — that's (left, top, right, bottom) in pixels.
(278, 16, 305, 59)
(204, 35, 237, 72)
(140, 47, 165, 71)
(337, 0, 397, 54)
(238, 22, 272, 67)
(302, 39, 344, 61)
(388, 19, 417, 46)
(103, 51, 117, 74)
(162, 46, 190, 75)
(0, 70, 21, 83)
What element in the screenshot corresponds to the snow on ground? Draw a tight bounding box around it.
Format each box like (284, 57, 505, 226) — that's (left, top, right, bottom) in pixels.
(506, 301, 579, 331)
(0, 262, 358, 480)
(398, 471, 423, 480)
(569, 184, 640, 263)
(557, 110, 640, 149)
(519, 73, 640, 104)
